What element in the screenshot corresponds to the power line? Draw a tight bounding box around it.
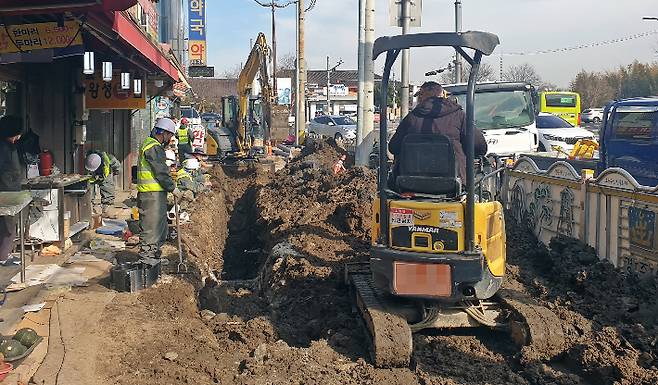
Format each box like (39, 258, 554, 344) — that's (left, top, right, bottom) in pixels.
(503, 30, 658, 56)
(305, 0, 318, 12)
(252, 0, 317, 12)
(253, 0, 296, 8)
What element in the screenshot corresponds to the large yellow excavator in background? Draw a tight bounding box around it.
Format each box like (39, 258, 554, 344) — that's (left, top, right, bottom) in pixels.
(210, 32, 289, 159)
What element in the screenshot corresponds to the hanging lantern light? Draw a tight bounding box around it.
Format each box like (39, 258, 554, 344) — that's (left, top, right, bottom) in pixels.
(102, 62, 113, 82)
(83, 51, 95, 75)
(154, 79, 164, 88)
(121, 72, 131, 90)
(133, 78, 142, 95)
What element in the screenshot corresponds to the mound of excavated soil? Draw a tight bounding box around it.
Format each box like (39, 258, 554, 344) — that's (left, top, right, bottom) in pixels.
(506, 219, 658, 385)
(258, 139, 376, 261)
(100, 139, 656, 385)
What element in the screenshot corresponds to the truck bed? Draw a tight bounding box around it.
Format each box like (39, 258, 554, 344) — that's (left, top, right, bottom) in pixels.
(521, 152, 598, 175)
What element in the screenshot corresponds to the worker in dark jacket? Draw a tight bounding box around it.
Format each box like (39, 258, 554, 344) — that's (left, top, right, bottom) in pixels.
(389, 81, 488, 183)
(0, 115, 24, 261)
(137, 118, 183, 264)
(85, 151, 121, 216)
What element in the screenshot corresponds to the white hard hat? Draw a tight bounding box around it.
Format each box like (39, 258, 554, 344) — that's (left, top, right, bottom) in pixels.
(183, 158, 200, 170)
(165, 149, 176, 167)
(85, 153, 102, 172)
(154, 117, 177, 134)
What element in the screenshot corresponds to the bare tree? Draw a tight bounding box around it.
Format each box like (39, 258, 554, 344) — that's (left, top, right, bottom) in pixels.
(502, 63, 542, 86)
(437, 62, 496, 84)
(220, 64, 242, 79)
(278, 52, 296, 71)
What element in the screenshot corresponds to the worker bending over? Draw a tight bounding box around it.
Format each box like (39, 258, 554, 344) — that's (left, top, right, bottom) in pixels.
(85, 151, 121, 216)
(137, 118, 183, 264)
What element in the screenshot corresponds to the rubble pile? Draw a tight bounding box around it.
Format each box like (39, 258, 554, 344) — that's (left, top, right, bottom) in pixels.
(98, 140, 657, 385)
(506, 220, 658, 384)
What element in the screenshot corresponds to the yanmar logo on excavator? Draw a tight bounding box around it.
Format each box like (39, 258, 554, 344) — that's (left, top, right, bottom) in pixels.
(407, 226, 443, 234)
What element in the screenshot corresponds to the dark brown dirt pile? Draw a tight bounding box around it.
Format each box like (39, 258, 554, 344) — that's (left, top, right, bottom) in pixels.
(103, 138, 658, 385)
(258, 139, 376, 257)
(506, 219, 658, 385)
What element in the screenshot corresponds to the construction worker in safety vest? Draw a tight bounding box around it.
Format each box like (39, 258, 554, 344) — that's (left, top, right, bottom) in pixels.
(85, 151, 121, 216)
(177, 117, 194, 162)
(177, 161, 197, 193)
(137, 118, 183, 264)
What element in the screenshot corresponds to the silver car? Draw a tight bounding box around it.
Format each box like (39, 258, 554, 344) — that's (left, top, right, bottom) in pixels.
(581, 108, 604, 123)
(306, 115, 357, 142)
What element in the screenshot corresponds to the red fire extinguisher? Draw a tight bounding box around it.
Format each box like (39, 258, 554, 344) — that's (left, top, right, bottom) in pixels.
(39, 149, 54, 176)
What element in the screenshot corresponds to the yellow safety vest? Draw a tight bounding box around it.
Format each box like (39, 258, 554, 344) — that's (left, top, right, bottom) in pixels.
(90, 152, 112, 184)
(102, 152, 111, 178)
(178, 126, 189, 144)
(176, 168, 193, 184)
(137, 137, 165, 192)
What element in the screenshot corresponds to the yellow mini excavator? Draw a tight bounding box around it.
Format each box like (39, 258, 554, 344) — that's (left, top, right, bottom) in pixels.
(346, 31, 565, 368)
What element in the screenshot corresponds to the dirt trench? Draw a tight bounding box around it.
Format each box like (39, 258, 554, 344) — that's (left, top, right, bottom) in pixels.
(94, 140, 657, 385)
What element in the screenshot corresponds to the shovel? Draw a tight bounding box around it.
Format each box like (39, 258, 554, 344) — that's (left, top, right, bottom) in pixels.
(173, 195, 189, 274)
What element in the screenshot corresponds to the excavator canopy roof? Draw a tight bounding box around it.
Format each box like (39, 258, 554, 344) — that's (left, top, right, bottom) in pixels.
(373, 31, 499, 59)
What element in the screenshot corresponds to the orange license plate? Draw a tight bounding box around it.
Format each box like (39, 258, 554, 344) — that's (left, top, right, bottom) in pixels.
(393, 262, 452, 297)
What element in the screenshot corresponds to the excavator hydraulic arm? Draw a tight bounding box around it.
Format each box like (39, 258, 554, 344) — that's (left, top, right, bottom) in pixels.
(235, 32, 274, 153)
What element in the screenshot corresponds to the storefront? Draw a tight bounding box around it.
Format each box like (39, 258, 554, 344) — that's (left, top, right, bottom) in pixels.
(0, 0, 186, 190)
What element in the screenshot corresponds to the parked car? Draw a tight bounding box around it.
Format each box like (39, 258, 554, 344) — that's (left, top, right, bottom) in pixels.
(306, 115, 357, 142)
(201, 112, 221, 122)
(181, 106, 202, 125)
(536, 112, 596, 152)
(581, 107, 604, 123)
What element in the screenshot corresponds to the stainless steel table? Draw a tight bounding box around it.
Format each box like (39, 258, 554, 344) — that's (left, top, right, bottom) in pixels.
(0, 191, 33, 283)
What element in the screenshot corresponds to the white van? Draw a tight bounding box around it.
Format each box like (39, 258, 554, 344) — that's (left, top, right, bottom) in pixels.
(443, 82, 539, 157)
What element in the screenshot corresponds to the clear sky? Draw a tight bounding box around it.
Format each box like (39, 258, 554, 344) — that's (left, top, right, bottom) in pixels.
(205, 0, 658, 88)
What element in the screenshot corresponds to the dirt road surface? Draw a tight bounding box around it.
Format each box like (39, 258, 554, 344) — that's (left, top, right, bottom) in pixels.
(37, 139, 655, 385)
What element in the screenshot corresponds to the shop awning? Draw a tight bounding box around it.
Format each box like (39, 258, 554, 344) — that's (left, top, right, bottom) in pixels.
(0, 0, 136, 14)
(112, 12, 179, 82)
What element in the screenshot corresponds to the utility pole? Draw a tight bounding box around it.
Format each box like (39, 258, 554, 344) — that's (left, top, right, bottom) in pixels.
(271, 3, 278, 97)
(400, 0, 410, 118)
(362, 0, 375, 164)
(296, 0, 306, 146)
(326, 56, 331, 114)
(454, 0, 462, 83)
(356, 0, 366, 164)
(326, 56, 344, 115)
(295, 2, 300, 145)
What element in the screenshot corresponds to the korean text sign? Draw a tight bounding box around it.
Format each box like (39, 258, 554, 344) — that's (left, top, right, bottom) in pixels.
(85, 73, 146, 110)
(188, 0, 207, 66)
(0, 21, 83, 54)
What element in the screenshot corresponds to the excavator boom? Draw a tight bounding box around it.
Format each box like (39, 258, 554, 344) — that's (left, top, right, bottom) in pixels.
(234, 32, 273, 153)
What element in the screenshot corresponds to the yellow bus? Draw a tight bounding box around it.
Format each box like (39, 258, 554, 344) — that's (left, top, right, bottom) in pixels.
(539, 91, 581, 126)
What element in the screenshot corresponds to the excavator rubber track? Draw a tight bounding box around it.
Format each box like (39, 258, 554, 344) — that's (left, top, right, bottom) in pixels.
(348, 266, 413, 368)
(498, 289, 566, 360)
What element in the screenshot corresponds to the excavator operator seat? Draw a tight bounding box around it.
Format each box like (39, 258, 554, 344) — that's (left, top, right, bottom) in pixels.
(395, 134, 462, 198)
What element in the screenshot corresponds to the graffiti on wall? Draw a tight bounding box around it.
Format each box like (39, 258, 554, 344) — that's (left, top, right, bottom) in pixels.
(557, 188, 575, 237)
(527, 184, 553, 237)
